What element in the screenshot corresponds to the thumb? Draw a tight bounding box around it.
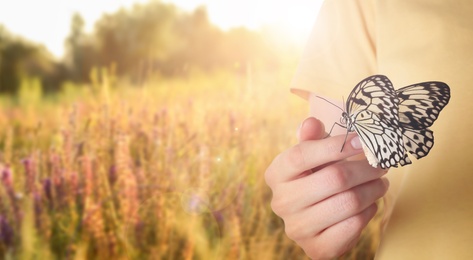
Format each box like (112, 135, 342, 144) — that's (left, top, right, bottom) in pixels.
(297, 117, 326, 142)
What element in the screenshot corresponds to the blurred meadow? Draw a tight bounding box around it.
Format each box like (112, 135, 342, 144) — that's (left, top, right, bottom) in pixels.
(0, 1, 382, 259)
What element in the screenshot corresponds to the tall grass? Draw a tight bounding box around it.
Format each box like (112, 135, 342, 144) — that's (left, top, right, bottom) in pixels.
(0, 68, 381, 259)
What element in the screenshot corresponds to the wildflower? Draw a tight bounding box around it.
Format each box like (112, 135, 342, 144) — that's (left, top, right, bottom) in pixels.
(2, 166, 22, 225)
(1, 166, 12, 187)
(108, 165, 117, 186)
(22, 157, 36, 194)
(70, 171, 79, 197)
(43, 178, 53, 203)
(0, 215, 14, 247)
(181, 191, 209, 215)
(212, 210, 224, 224)
(33, 192, 43, 230)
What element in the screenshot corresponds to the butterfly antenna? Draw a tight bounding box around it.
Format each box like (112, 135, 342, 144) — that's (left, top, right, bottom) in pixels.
(315, 96, 344, 112)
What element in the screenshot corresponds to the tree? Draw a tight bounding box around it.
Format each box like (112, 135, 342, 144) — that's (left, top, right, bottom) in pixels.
(65, 13, 88, 81)
(0, 27, 57, 94)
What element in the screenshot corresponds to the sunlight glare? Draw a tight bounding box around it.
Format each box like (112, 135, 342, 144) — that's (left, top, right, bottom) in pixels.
(0, 0, 322, 57)
(198, 0, 323, 44)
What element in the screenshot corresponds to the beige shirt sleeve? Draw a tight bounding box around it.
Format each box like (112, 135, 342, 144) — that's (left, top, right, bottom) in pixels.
(290, 0, 377, 98)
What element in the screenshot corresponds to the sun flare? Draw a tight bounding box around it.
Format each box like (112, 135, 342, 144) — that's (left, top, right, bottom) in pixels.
(196, 0, 323, 44)
(0, 0, 322, 57)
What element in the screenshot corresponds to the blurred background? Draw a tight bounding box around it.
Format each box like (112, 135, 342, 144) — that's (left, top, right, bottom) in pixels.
(0, 1, 379, 259)
(0, 0, 320, 93)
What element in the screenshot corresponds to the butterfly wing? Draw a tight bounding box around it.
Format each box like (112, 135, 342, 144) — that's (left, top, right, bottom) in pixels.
(352, 110, 411, 168)
(401, 128, 434, 160)
(396, 82, 450, 162)
(397, 82, 451, 129)
(347, 75, 401, 127)
(347, 75, 408, 169)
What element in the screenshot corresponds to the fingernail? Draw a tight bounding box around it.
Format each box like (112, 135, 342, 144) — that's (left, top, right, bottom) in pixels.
(350, 136, 363, 149)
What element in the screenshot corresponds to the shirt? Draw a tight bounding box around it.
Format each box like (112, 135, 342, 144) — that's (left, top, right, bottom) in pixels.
(291, 0, 473, 259)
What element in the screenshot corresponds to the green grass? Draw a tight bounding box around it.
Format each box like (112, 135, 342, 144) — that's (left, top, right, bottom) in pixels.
(0, 68, 381, 259)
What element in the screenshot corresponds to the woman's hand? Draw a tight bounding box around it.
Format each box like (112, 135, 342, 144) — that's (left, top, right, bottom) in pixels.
(265, 117, 389, 259)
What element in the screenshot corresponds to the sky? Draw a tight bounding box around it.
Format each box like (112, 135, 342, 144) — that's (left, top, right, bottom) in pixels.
(0, 0, 322, 58)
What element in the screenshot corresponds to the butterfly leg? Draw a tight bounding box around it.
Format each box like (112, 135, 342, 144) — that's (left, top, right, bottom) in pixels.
(325, 122, 346, 138)
(340, 128, 351, 152)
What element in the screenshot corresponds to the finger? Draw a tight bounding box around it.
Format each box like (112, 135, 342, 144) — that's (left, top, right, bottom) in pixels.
(272, 160, 386, 215)
(300, 203, 379, 259)
(266, 134, 363, 184)
(297, 117, 325, 142)
(284, 177, 389, 240)
(309, 178, 388, 235)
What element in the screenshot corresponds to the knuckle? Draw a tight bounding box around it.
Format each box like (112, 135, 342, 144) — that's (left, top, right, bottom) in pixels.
(270, 196, 286, 216)
(371, 179, 389, 198)
(324, 164, 350, 191)
(269, 189, 292, 217)
(303, 245, 324, 259)
(264, 164, 276, 187)
(284, 145, 306, 171)
(337, 190, 363, 214)
(284, 220, 305, 241)
(284, 225, 297, 241)
(344, 214, 367, 233)
(303, 241, 341, 260)
(270, 199, 279, 214)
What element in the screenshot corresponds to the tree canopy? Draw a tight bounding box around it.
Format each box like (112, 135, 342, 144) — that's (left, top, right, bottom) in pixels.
(0, 1, 293, 94)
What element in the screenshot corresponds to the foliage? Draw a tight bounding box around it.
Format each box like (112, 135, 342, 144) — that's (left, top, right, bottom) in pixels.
(0, 69, 382, 259)
(0, 2, 382, 259)
(83, 2, 286, 81)
(0, 2, 296, 94)
(0, 26, 63, 94)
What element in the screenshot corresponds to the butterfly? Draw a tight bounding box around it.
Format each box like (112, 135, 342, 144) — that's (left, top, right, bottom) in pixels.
(322, 75, 450, 169)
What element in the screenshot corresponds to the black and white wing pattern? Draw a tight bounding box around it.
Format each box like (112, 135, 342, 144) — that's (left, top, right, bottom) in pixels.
(396, 82, 450, 164)
(344, 75, 410, 169)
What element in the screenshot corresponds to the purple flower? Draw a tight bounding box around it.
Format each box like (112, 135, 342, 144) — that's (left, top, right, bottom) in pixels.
(22, 157, 35, 194)
(0, 215, 14, 247)
(43, 178, 53, 203)
(212, 210, 224, 224)
(109, 165, 117, 186)
(33, 192, 43, 230)
(1, 167, 12, 187)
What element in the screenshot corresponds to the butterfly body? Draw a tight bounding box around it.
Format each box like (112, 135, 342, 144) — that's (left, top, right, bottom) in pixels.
(328, 75, 450, 169)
